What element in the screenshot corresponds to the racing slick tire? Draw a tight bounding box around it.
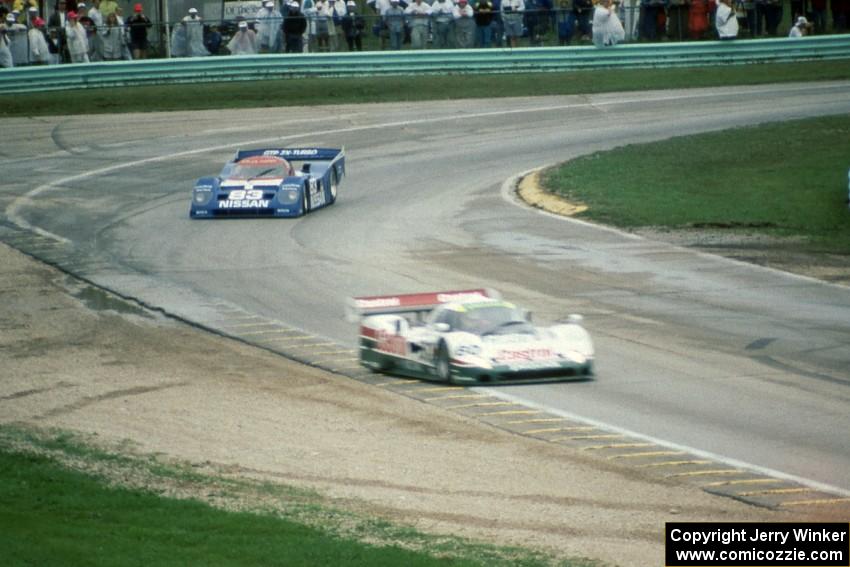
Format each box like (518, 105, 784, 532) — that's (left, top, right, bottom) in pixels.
(300, 188, 309, 217)
(435, 342, 452, 383)
(328, 169, 339, 205)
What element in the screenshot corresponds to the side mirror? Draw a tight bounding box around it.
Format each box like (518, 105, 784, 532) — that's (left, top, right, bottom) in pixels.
(434, 322, 450, 332)
(567, 314, 584, 324)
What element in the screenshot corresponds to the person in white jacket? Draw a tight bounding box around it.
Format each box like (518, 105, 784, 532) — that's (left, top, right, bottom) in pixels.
(715, 0, 738, 39)
(255, 0, 283, 52)
(430, 0, 454, 48)
(0, 17, 15, 68)
(453, 0, 475, 48)
(592, 0, 624, 47)
(28, 17, 52, 64)
(228, 20, 258, 54)
(404, 0, 431, 49)
(183, 8, 210, 56)
(65, 11, 90, 62)
(788, 15, 810, 37)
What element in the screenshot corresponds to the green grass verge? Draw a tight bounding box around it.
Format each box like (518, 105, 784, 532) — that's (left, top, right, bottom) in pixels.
(4, 59, 849, 117)
(0, 426, 596, 567)
(541, 113, 850, 253)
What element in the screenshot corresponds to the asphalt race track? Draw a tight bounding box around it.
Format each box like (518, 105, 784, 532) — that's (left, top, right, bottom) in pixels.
(3, 82, 850, 500)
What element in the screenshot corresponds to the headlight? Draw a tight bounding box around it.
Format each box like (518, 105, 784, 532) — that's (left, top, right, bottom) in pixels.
(193, 188, 213, 205)
(277, 189, 299, 204)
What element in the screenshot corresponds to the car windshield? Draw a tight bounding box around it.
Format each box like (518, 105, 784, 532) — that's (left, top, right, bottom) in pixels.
(223, 156, 291, 180)
(455, 304, 531, 336)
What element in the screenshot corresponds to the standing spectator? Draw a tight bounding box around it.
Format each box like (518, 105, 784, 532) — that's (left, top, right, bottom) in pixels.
(25, 5, 38, 27)
(384, 0, 404, 50)
(77, 3, 101, 61)
(256, 0, 283, 52)
(99, 0, 116, 18)
(113, 5, 131, 59)
(283, 0, 308, 51)
(592, 0, 624, 45)
(554, 0, 572, 45)
(126, 3, 150, 59)
(788, 14, 810, 35)
(307, 0, 331, 51)
(430, 0, 454, 48)
(0, 18, 12, 67)
(688, 0, 710, 38)
(183, 7, 209, 56)
(809, 0, 826, 33)
(5, 11, 26, 65)
(205, 23, 222, 53)
(748, 0, 764, 36)
(639, 0, 665, 40)
(500, 0, 523, 47)
(667, 0, 687, 39)
(47, 0, 69, 61)
(87, 0, 102, 27)
(98, 11, 124, 59)
(715, 0, 738, 38)
(763, 0, 781, 35)
(341, 0, 364, 49)
(328, 0, 346, 51)
(524, 0, 543, 45)
(228, 19, 257, 53)
(65, 11, 89, 61)
(454, 0, 476, 47)
(490, 0, 504, 45)
(573, 0, 593, 42)
(474, 0, 494, 47)
(833, 0, 849, 32)
(28, 16, 53, 64)
(404, 0, 430, 48)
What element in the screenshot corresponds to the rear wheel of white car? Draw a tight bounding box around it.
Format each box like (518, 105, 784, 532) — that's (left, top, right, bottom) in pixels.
(435, 342, 452, 383)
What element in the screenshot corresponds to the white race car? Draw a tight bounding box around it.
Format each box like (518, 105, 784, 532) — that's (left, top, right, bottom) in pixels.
(349, 289, 594, 384)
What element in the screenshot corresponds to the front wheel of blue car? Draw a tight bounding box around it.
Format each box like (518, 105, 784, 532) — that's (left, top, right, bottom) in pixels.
(300, 189, 309, 217)
(435, 342, 452, 383)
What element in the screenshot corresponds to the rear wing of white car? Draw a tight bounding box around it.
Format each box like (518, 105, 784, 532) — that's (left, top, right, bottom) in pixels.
(345, 288, 500, 322)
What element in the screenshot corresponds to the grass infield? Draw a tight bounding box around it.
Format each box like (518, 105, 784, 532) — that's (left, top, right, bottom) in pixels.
(0, 428, 593, 567)
(541, 113, 850, 254)
(2, 59, 850, 117)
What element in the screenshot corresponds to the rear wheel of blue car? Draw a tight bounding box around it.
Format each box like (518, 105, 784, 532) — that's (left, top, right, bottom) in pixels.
(329, 169, 338, 204)
(435, 342, 452, 383)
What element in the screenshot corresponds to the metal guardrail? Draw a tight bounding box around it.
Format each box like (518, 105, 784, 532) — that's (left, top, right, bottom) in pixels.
(2, 35, 849, 94)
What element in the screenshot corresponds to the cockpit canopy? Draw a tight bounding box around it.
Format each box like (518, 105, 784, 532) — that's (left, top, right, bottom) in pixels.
(221, 155, 293, 180)
(427, 301, 532, 336)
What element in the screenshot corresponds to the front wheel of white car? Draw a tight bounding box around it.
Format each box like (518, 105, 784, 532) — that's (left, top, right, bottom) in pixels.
(435, 343, 452, 383)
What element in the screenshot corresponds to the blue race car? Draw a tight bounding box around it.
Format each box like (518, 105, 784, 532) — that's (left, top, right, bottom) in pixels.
(190, 147, 345, 218)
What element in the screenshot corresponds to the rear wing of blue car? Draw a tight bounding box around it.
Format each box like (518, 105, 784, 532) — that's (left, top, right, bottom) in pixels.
(234, 148, 344, 162)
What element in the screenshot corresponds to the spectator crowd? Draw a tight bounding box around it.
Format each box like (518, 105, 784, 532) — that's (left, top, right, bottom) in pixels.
(2, 0, 848, 66)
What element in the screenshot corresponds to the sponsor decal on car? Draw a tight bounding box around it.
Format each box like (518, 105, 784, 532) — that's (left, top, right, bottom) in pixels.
(218, 189, 270, 209)
(376, 330, 407, 356)
(356, 297, 402, 309)
(494, 348, 555, 362)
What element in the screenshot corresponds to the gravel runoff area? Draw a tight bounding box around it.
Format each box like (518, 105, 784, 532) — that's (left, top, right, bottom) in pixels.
(2, 178, 848, 566)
